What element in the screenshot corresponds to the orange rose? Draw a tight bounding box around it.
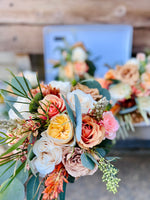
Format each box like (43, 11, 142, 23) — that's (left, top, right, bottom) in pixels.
(38, 94, 66, 119)
(104, 69, 116, 80)
(96, 78, 111, 89)
(74, 62, 89, 76)
(78, 115, 105, 149)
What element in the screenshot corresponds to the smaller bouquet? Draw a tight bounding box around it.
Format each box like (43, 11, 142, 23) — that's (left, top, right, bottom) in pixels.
(97, 53, 150, 138)
(0, 73, 120, 200)
(51, 42, 96, 82)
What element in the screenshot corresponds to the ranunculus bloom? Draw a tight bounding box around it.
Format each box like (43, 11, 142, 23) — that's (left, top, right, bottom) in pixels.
(62, 147, 98, 177)
(38, 94, 66, 119)
(32, 133, 62, 177)
(115, 64, 139, 86)
(102, 111, 119, 140)
(47, 114, 74, 146)
(67, 89, 95, 114)
(78, 115, 105, 149)
(71, 83, 102, 100)
(74, 62, 89, 76)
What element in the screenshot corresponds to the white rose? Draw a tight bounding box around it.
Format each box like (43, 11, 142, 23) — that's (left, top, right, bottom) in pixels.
(9, 96, 31, 119)
(137, 96, 150, 112)
(33, 134, 62, 177)
(23, 70, 38, 88)
(49, 81, 71, 96)
(126, 58, 139, 68)
(72, 47, 88, 62)
(67, 89, 95, 114)
(109, 83, 132, 102)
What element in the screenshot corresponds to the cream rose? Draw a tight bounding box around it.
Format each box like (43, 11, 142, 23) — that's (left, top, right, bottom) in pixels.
(62, 147, 98, 177)
(109, 83, 132, 101)
(72, 47, 88, 62)
(9, 96, 31, 119)
(23, 70, 38, 88)
(67, 89, 95, 114)
(137, 96, 150, 113)
(33, 133, 62, 177)
(49, 81, 71, 97)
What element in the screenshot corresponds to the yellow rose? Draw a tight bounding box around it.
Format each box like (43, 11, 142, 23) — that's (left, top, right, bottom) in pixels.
(47, 114, 74, 145)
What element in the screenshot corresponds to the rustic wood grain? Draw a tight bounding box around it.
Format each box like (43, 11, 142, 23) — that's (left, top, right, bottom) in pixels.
(0, 0, 150, 27)
(0, 25, 150, 54)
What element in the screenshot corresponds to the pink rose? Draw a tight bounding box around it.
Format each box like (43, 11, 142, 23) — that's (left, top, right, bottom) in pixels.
(38, 94, 66, 119)
(102, 111, 119, 140)
(74, 62, 89, 76)
(62, 147, 98, 177)
(136, 53, 146, 62)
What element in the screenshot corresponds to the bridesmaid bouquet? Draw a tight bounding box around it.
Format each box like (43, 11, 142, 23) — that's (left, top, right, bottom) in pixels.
(97, 53, 150, 137)
(51, 42, 96, 82)
(0, 72, 120, 200)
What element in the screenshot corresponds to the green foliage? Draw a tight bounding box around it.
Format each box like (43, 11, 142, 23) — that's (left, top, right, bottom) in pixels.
(68, 175, 75, 183)
(0, 178, 25, 200)
(94, 148, 106, 157)
(98, 157, 120, 194)
(80, 80, 111, 100)
(81, 153, 95, 170)
(74, 94, 82, 142)
(29, 93, 43, 113)
(85, 59, 96, 76)
(59, 181, 67, 200)
(26, 175, 40, 200)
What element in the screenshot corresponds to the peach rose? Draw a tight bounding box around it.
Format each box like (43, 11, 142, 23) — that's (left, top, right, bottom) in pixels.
(136, 53, 146, 62)
(74, 62, 89, 76)
(78, 115, 105, 149)
(38, 94, 66, 119)
(115, 64, 139, 86)
(62, 147, 98, 177)
(102, 111, 119, 140)
(64, 62, 74, 78)
(141, 72, 150, 89)
(104, 69, 116, 80)
(96, 78, 111, 89)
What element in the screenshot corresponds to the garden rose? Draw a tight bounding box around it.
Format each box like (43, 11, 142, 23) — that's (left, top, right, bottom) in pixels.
(109, 83, 132, 101)
(74, 62, 89, 76)
(78, 115, 105, 149)
(72, 47, 88, 62)
(146, 64, 150, 73)
(9, 96, 31, 119)
(67, 89, 95, 114)
(96, 78, 111, 89)
(136, 53, 146, 62)
(49, 81, 71, 97)
(141, 72, 150, 89)
(102, 111, 119, 140)
(62, 147, 98, 177)
(115, 64, 139, 86)
(33, 133, 62, 177)
(137, 96, 150, 113)
(71, 83, 102, 100)
(38, 94, 66, 119)
(47, 114, 74, 146)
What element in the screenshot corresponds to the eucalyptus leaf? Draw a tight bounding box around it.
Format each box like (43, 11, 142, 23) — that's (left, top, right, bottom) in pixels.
(5, 101, 24, 119)
(62, 95, 75, 126)
(59, 181, 67, 200)
(27, 175, 39, 200)
(74, 94, 82, 142)
(119, 105, 137, 115)
(0, 178, 25, 200)
(106, 157, 120, 162)
(80, 80, 111, 100)
(95, 148, 106, 157)
(68, 174, 75, 183)
(81, 153, 95, 170)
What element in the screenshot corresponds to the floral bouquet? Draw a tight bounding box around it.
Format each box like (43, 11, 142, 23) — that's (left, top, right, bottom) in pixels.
(97, 53, 150, 138)
(51, 42, 96, 82)
(0, 72, 120, 200)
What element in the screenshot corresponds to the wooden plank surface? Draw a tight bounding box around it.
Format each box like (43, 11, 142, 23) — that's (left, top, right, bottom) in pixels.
(0, 25, 150, 54)
(0, 0, 150, 27)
